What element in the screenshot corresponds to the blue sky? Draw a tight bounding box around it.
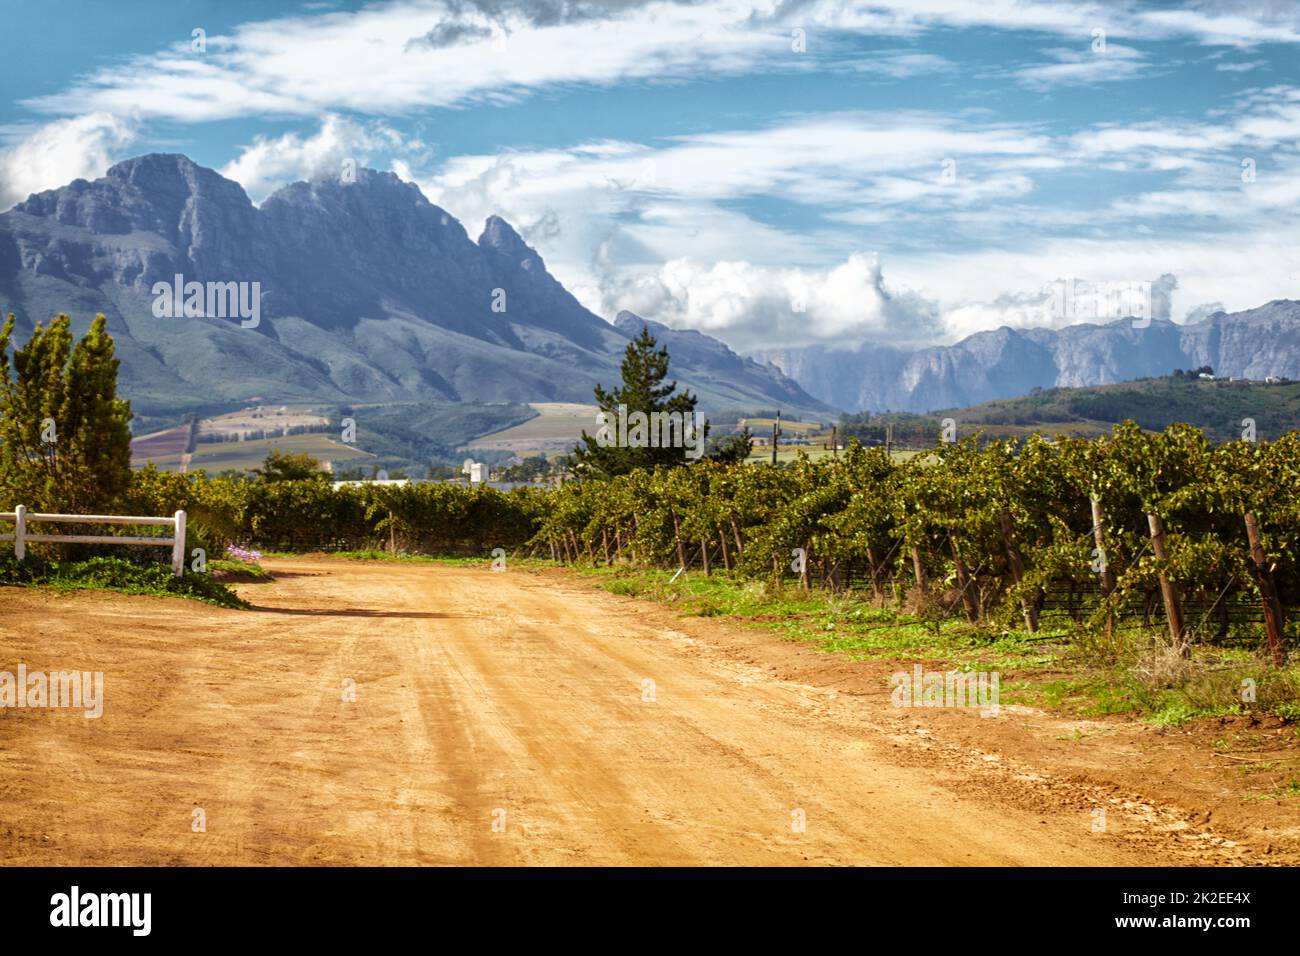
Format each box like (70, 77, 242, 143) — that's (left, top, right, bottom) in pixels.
(2, 0, 1299, 351)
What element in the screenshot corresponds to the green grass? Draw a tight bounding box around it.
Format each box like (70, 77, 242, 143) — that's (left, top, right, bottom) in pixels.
(208, 557, 273, 580)
(0, 554, 246, 608)
(743, 418, 826, 435)
(575, 564, 1300, 726)
(1248, 778, 1300, 801)
(581, 566, 1065, 671)
(319, 549, 447, 562)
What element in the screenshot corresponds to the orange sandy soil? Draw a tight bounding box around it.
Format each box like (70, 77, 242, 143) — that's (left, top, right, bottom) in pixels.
(0, 557, 1296, 865)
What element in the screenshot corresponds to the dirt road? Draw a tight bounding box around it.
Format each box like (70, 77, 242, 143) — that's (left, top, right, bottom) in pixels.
(0, 558, 1289, 865)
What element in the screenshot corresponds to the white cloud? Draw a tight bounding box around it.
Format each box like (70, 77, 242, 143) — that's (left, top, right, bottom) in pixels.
(1135, 7, 1300, 47)
(401, 111, 1054, 329)
(414, 111, 1051, 225)
(1063, 86, 1300, 225)
(21, 1, 1300, 125)
(598, 252, 943, 349)
(891, 230, 1300, 341)
(219, 114, 424, 200)
(0, 113, 135, 209)
(25, 0, 790, 121)
(393, 87, 1300, 348)
(1216, 59, 1267, 72)
(1013, 43, 1148, 88)
(844, 51, 953, 78)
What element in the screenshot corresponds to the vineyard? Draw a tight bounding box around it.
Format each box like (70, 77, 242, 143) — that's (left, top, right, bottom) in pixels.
(112, 420, 1300, 674)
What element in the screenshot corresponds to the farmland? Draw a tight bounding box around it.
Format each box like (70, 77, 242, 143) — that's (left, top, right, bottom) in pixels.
(199, 405, 331, 440)
(187, 433, 372, 474)
(129, 402, 537, 474)
(129, 424, 191, 471)
(467, 402, 594, 454)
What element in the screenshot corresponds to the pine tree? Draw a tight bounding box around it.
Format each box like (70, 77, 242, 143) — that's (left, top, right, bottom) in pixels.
(571, 328, 706, 478)
(0, 313, 133, 512)
(706, 427, 754, 465)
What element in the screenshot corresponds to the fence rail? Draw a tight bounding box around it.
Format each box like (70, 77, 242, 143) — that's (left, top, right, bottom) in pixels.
(0, 506, 187, 576)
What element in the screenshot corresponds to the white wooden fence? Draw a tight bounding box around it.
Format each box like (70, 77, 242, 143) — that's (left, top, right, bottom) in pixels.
(0, 506, 187, 576)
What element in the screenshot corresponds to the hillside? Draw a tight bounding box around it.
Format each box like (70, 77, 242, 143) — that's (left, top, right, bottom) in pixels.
(841, 375, 1300, 446)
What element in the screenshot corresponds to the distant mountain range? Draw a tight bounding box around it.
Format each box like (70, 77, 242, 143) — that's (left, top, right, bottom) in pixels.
(0, 154, 828, 421)
(8, 153, 1300, 428)
(754, 300, 1300, 413)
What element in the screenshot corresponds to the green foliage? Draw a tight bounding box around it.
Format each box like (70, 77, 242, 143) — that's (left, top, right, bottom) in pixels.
(855, 375, 1300, 444)
(705, 427, 754, 465)
(208, 557, 272, 581)
(253, 448, 326, 481)
(497, 453, 563, 483)
(0, 304, 1294, 715)
(532, 422, 1300, 673)
(0, 552, 245, 607)
(571, 327, 706, 478)
(0, 313, 132, 512)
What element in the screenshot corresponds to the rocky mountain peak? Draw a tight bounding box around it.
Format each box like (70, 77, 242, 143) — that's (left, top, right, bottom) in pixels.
(105, 152, 207, 186)
(478, 215, 532, 258)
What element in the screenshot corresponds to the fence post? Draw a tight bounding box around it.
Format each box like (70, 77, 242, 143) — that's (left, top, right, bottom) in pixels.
(1090, 495, 1116, 597)
(172, 510, 186, 577)
(910, 544, 928, 614)
(1147, 513, 1187, 656)
(1244, 512, 1287, 667)
(998, 510, 1038, 632)
(14, 504, 25, 561)
(948, 528, 980, 623)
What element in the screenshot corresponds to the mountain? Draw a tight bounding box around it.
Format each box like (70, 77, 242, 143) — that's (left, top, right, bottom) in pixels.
(0, 154, 828, 419)
(755, 300, 1300, 413)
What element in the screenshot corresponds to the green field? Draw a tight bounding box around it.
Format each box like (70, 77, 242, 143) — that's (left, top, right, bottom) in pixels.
(742, 417, 827, 435)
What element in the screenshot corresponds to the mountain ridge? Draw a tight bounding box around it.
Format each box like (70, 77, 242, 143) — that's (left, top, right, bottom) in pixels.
(754, 300, 1300, 413)
(0, 154, 830, 418)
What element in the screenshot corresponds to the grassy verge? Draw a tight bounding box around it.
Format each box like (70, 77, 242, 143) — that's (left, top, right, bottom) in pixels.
(208, 557, 274, 582)
(573, 564, 1300, 727)
(0, 554, 246, 608)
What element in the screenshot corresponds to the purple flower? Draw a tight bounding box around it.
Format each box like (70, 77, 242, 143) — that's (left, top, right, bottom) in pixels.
(226, 545, 263, 563)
